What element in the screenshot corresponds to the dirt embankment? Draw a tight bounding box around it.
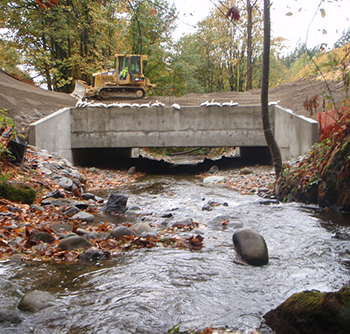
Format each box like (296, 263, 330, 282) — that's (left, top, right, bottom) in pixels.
(0, 70, 347, 136)
(0, 71, 77, 134)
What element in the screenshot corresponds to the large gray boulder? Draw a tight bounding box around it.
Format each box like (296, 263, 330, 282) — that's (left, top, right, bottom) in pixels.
(102, 192, 128, 214)
(232, 228, 268, 266)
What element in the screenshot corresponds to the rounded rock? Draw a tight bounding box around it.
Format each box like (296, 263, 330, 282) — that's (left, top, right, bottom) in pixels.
(30, 232, 55, 244)
(232, 228, 268, 266)
(57, 235, 93, 250)
(110, 226, 136, 240)
(133, 223, 155, 236)
(17, 290, 55, 313)
(78, 248, 105, 263)
(71, 211, 94, 223)
(58, 177, 73, 191)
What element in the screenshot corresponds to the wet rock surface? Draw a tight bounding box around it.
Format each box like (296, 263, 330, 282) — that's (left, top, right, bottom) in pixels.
(17, 290, 55, 313)
(102, 191, 128, 214)
(0, 308, 23, 324)
(78, 247, 106, 263)
(264, 287, 350, 334)
(232, 228, 269, 266)
(57, 235, 94, 250)
(110, 226, 136, 240)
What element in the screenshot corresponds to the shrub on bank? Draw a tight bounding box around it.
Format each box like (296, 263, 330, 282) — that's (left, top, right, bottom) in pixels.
(277, 99, 350, 211)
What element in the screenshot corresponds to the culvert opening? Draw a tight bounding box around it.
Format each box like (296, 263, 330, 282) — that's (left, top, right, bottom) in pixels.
(72, 146, 272, 174)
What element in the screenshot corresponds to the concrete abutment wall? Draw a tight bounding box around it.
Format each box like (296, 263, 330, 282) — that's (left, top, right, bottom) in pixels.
(28, 107, 73, 162)
(28, 105, 319, 165)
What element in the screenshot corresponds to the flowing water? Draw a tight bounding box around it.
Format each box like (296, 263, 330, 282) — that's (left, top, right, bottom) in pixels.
(1, 174, 350, 334)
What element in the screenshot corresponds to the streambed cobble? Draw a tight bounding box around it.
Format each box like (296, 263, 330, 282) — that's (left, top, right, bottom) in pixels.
(198, 165, 276, 197)
(0, 144, 277, 263)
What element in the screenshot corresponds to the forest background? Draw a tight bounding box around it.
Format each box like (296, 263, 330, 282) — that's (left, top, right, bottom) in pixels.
(1, 0, 350, 98)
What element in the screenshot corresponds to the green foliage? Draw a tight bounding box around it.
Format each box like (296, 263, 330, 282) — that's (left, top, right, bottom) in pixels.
(127, 0, 176, 55)
(0, 39, 33, 83)
(0, 0, 130, 92)
(167, 2, 256, 94)
(284, 44, 323, 79)
(0, 172, 10, 183)
(283, 43, 321, 68)
(0, 39, 19, 73)
(0, 108, 15, 132)
(0, 0, 180, 94)
(126, 0, 177, 96)
(278, 139, 333, 203)
(0, 108, 17, 160)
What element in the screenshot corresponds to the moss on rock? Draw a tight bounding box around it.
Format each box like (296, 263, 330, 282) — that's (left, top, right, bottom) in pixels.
(0, 181, 36, 204)
(264, 287, 350, 334)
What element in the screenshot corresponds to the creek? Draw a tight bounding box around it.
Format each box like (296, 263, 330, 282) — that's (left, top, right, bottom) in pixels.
(1, 173, 350, 334)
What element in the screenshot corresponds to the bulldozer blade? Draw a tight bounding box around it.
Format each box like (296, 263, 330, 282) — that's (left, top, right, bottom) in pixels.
(71, 80, 86, 100)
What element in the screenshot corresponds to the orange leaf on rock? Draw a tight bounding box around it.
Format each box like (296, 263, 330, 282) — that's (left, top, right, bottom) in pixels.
(51, 239, 60, 247)
(97, 221, 110, 232)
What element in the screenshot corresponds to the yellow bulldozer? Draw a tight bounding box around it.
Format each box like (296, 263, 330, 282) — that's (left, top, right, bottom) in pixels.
(71, 54, 156, 100)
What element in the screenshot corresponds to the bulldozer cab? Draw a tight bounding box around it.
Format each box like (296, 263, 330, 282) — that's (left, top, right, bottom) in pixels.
(117, 55, 145, 83)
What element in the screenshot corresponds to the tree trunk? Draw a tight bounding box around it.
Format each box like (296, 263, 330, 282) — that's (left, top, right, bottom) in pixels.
(246, 0, 253, 90)
(228, 61, 234, 91)
(42, 33, 52, 91)
(39, 9, 52, 91)
(261, 0, 282, 179)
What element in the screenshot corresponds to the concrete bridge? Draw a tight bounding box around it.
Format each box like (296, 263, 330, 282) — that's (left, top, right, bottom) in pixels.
(28, 104, 319, 166)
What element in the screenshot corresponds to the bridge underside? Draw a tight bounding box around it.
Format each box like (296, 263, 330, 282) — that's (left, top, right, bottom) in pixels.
(71, 146, 272, 167)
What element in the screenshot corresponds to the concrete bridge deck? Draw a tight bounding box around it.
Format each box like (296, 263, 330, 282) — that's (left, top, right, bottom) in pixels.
(28, 104, 319, 166)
